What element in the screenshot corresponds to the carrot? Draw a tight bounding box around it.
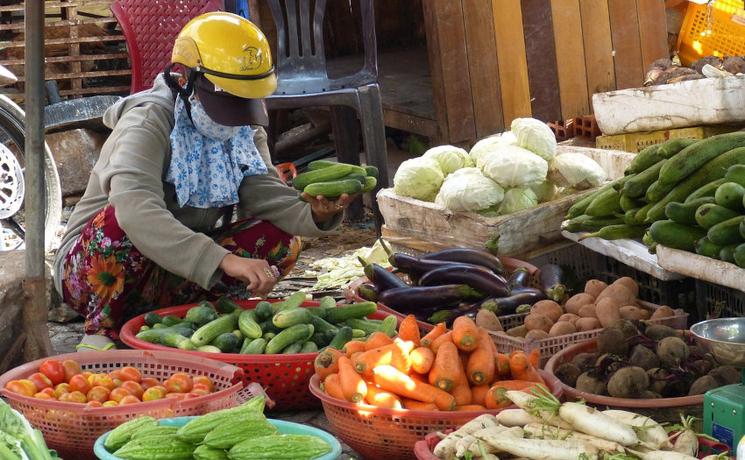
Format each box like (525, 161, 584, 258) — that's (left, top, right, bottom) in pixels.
(410, 347, 435, 374)
(528, 348, 540, 368)
(314, 348, 343, 380)
(344, 340, 367, 357)
(421, 322, 447, 347)
(409, 372, 428, 384)
(496, 353, 511, 379)
(509, 351, 546, 385)
(364, 385, 402, 409)
(485, 380, 540, 409)
(452, 316, 479, 352)
(364, 331, 393, 351)
(353, 339, 414, 379)
(322, 373, 345, 401)
(466, 330, 496, 385)
(428, 341, 462, 392)
(451, 377, 472, 406)
(470, 384, 489, 406)
(401, 399, 438, 411)
(430, 331, 453, 353)
(373, 364, 456, 411)
(455, 404, 487, 411)
(338, 356, 367, 403)
(398, 314, 421, 345)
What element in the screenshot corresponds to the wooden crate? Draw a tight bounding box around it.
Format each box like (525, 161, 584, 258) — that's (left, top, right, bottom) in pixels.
(0, 0, 130, 102)
(378, 145, 634, 257)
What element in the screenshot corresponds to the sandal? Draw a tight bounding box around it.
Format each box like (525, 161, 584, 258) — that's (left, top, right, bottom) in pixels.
(76, 335, 116, 352)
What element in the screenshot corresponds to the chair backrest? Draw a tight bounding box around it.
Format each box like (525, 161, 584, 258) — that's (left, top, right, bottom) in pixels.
(267, 0, 378, 95)
(111, 0, 224, 94)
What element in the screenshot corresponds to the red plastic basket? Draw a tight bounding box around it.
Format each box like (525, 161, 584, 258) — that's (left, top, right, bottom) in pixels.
(309, 371, 562, 460)
(413, 432, 445, 460)
(120, 300, 392, 411)
(0, 349, 253, 459)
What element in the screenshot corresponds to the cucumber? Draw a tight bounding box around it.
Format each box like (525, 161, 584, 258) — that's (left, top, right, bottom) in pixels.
(365, 165, 379, 178)
(319, 296, 337, 309)
(579, 224, 646, 241)
(646, 179, 675, 203)
(265, 324, 314, 354)
(362, 176, 377, 193)
(310, 332, 333, 348)
(161, 315, 183, 327)
(619, 193, 642, 212)
(304, 178, 363, 198)
(585, 188, 622, 217)
(562, 214, 625, 232)
(695, 237, 723, 258)
(144, 312, 162, 327)
(623, 160, 664, 198)
(352, 329, 366, 338)
(378, 315, 398, 337)
(735, 243, 745, 268)
(240, 337, 267, 354)
(708, 216, 745, 246)
(338, 172, 367, 184)
(293, 164, 365, 190)
(184, 303, 218, 327)
(281, 342, 303, 354)
(271, 291, 307, 314)
(685, 179, 726, 203)
(273, 308, 312, 329)
(190, 312, 239, 347)
(300, 342, 318, 353)
(695, 203, 740, 229)
(307, 159, 338, 170)
(216, 296, 240, 314)
(139, 325, 150, 332)
(211, 332, 241, 353)
(634, 202, 655, 224)
(740, 217, 745, 240)
(649, 220, 707, 251)
(162, 333, 196, 350)
(642, 230, 655, 248)
(327, 326, 353, 350)
(254, 301, 273, 321)
(625, 145, 662, 175)
(665, 197, 715, 225)
(135, 324, 194, 344)
(715, 182, 745, 211)
(657, 138, 698, 158)
(344, 318, 380, 335)
(567, 180, 622, 218)
(726, 164, 745, 186)
(325, 302, 377, 323)
(238, 310, 262, 339)
(659, 132, 745, 185)
(262, 332, 276, 341)
(309, 315, 339, 335)
(645, 147, 745, 223)
(721, 244, 738, 263)
(624, 209, 640, 225)
(197, 345, 222, 353)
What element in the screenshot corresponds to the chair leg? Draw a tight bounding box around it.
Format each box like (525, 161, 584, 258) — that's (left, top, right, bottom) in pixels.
(357, 84, 389, 233)
(329, 105, 364, 221)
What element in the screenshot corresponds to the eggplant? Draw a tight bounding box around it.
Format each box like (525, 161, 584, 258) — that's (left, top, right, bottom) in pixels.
(421, 248, 504, 274)
(357, 283, 379, 301)
(419, 264, 509, 298)
(478, 288, 546, 315)
(429, 305, 479, 325)
(508, 267, 530, 292)
(389, 252, 477, 276)
(377, 284, 483, 311)
(359, 257, 408, 292)
(538, 264, 568, 302)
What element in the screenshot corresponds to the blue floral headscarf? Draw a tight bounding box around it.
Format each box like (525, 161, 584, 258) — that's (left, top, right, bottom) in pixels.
(166, 95, 268, 208)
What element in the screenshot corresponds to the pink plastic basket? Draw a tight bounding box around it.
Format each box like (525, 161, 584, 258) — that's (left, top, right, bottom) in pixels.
(413, 432, 446, 460)
(0, 349, 253, 459)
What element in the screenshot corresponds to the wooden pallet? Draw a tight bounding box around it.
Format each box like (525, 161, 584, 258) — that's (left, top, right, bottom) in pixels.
(0, 0, 130, 102)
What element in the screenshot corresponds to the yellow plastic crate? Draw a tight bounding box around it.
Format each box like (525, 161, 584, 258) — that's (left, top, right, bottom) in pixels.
(677, 0, 745, 66)
(595, 126, 736, 153)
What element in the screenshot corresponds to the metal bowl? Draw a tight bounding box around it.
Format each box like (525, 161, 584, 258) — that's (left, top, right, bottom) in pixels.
(691, 318, 745, 367)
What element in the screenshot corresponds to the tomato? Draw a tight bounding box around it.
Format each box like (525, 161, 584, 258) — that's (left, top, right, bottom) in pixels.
(109, 370, 124, 381)
(39, 388, 56, 398)
(165, 393, 186, 401)
(68, 374, 91, 394)
(164, 374, 192, 393)
(192, 376, 214, 392)
(90, 374, 116, 391)
(119, 395, 140, 405)
(86, 400, 103, 408)
(102, 400, 118, 407)
(189, 388, 211, 397)
(109, 388, 131, 403)
(192, 383, 212, 394)
(140, 378, 160, 390)
(6, 380, 37, 397)
(33, 391, 54, 400)
(39, 359, 65, 386)
(53, 383, 70, 398)
(118, 367, 142, 383)
(121, 381, 143, 399)
(112, 378, 123, 388)
(142, 385, 167, 401)
(62, 360, 82, 382)
(61, 391, 87, 404)
(28, 373, 53, 391)
(86, 386, 110, 403)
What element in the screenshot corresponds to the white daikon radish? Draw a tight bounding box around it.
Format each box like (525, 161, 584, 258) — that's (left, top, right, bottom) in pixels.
(671, 415, 698, 457)
(469, 426, 524, 455)
(504, 389, 559, 422)
(481, 437, 598, 460)
(602, 409, 672, 449)
(522, 423, 624, 452)
(434, 414, 500, 458)
(559, 402, 639, 446)
(455, 435, 478, 458)
(633, 450, 698, 460)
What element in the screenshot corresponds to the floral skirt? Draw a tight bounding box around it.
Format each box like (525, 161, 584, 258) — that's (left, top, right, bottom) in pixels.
(61, 205, 302, 338)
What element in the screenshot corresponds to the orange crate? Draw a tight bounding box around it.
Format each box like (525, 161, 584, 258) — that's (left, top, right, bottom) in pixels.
(677, 0, 745, 66)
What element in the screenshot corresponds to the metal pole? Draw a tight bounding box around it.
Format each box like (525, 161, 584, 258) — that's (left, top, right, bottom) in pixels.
(24, 0, 52, 360)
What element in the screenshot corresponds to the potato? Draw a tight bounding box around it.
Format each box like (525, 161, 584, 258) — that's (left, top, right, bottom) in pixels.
(575, 317, 601, 331)
(595, 296, 622, 328)
(564, 293, 595, 315)
(506, 325, 528, 338)
(650, 306, 676, 320)
(558, 313, 580, 325)
(576, 372, 606, 394)
(524, 313, 553, 332)
(577, 304, 597, 318)
(476, 309, 503, 331)
(584, 279, 608, 298)
(619, 305, 651, 321)
(531, 300, 563, 322)
(689, 375, 720, 396)
(525, 329, 549, 341)
(597, 283, 636, 306)
(611, 277, 639, 297)
(549, 321, 577, 337)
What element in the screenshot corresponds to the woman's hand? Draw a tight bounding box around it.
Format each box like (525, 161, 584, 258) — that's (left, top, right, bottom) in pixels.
(219, 254, 277, 297)
(303, 192, 358, 224)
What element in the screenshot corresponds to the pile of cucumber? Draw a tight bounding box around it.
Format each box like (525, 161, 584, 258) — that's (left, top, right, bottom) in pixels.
(293, 160, 378, 198)
(135, 292, 397, 355)
(564, 134, 745, 261)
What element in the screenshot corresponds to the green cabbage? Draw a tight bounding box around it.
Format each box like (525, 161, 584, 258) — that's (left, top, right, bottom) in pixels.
(435, 167, 504, 212)
(423, 145, 472, 175)
(499, 187, 538, 215)
(530, 180, 558, 203)
(548, 153, 607, 189)
(393, 157, 444, 201)
(511, 117, 557, 161)
(469, 132, 516, 168)
(481, 144, 548, 188)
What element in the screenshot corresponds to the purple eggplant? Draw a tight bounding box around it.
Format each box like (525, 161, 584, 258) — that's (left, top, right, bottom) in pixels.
(419, 264, 509, 297)
(389, 252, 478, 277)
(421, 248, 504, 274)
(538, 264, 568, 302)
(478, 288, 546, 315)
(360, 257, 408, 292)
(508, 267, 531, 291)
(377, 284, 484, 311)
(357, 283, 379, 301)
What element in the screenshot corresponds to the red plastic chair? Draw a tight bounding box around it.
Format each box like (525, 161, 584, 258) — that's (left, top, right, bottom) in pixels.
(111, 0, 224, 94)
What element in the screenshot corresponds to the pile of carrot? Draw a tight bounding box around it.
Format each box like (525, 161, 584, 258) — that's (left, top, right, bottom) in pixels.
(313, 314, 547, 411)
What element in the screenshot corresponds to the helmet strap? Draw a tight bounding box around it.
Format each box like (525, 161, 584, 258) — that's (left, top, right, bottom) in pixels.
(163, 64, 199, 124)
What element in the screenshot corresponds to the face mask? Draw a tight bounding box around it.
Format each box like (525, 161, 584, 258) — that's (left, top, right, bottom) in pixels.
(189, 96, 241, 141)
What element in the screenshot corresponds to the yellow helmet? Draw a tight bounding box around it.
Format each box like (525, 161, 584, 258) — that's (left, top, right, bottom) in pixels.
(171, 11, 276, 99)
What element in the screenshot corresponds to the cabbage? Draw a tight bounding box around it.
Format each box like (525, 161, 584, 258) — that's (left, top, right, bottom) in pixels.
(529, 180, 558, 203)
(435, 167, 504, 212)
(469, 132, 516, 168)
(393, 157, 444, 201)
(511, 118, 557, 161)
(423, 145, 472, 175)
(499, 187, 538, 215)
(481, 144, 548, 188)
(548, 153, 607, 189)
